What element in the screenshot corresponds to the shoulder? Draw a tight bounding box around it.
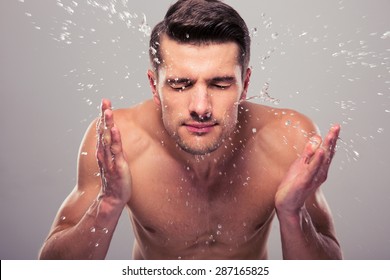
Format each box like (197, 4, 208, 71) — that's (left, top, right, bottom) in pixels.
(108, 99, 162, 160)
(77, 99, 160, 184)
(243, 101, 318, 138)
(242, 102, 318, 165)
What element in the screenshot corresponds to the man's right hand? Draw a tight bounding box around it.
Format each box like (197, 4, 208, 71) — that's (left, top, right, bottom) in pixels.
(96, 98, 132, 207)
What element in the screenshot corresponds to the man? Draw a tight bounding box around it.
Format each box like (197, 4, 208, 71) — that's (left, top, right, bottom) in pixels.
(39, 0, 342, 259)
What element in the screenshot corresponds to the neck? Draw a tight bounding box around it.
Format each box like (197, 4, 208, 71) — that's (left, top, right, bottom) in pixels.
(169, 129, 243, 182)
(183, 151, 228, 181)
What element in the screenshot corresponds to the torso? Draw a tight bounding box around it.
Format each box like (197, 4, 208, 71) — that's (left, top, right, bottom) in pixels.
(114, 100, 310, 259)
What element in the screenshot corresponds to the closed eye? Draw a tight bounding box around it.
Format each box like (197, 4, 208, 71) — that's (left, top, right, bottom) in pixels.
(167, 78, 192, 91)
(212, 84, 231, 90)
(210, 76, 235, 90)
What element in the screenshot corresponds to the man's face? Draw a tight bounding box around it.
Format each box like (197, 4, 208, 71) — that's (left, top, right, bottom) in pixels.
(150, 36, 250, 155)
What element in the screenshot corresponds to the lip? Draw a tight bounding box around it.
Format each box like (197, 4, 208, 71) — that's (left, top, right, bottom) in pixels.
(184, 123, 217, 134)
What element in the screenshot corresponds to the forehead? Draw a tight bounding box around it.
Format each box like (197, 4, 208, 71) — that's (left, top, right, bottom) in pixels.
(158, 35, 241, 77)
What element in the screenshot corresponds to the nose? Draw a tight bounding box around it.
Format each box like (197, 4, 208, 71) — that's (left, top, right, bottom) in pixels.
(189, 86, 212, 121)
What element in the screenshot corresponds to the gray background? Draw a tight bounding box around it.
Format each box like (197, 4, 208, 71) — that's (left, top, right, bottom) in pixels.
(1, 0, 389, 259)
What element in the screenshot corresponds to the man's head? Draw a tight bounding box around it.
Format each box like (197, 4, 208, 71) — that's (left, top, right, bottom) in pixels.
(149, 0, 251, 79)
(147, 0, 252, 156)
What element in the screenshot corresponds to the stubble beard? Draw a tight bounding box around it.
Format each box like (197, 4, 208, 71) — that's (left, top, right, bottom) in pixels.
(163, 119, 238, 156)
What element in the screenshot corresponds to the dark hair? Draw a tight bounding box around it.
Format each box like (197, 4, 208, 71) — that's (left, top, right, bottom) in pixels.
(149, 0, 251, 79)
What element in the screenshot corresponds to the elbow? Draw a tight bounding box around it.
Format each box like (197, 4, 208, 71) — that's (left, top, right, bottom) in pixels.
(38, 242, 56, 260)
(323, 236, 343, 260)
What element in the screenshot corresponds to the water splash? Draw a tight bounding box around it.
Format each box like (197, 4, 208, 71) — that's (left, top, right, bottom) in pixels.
(138, 13, 151, 37)
(244, 82, 280, 105)
(19, 1, 389, 172)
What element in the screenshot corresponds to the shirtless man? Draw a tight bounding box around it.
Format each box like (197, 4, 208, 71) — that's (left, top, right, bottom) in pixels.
(39, 0, 342, 260)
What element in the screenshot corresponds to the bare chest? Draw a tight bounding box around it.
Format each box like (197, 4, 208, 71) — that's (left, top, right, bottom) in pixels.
(128, 148, 282, 257)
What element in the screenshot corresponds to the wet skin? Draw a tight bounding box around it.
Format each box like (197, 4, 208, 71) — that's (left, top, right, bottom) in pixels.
(39, 37, 341, 260)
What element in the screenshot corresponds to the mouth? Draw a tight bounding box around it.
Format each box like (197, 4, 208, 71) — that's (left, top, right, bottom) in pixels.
(183, 122, 218, 134)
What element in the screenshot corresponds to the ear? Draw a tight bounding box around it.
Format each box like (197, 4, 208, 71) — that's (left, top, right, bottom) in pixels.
(240, 67, 251, 101)
(147, 69, 161, 106)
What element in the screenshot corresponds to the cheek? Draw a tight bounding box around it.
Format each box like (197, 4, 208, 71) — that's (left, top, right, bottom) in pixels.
(218, 97, 239, 116)
(161, 91, 189, 112)
(160, 95, 186, 122)
(224, 107, 239, 122)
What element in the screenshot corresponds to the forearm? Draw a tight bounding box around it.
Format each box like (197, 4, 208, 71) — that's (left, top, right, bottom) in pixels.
(39, 198, 125, 260)
(277, 207, 342, 260)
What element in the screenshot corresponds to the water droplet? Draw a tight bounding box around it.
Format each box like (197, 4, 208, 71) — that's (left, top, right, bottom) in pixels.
(95, 243, 99, 247)
(81, 151, 88, 156)
(90, 227, 96, 233)
(216, 230, 222, 235)
(217, 224, 222, 229)
(380, 31, 390, 39)
(250, 27, 258, 37)
(252, 128, 257, 133)
(178, 256, 182, 260)
(150, 46, 157, 55)
(285, 120, 291, 126)
(138, 13, 151, 36)
(102, 228, 109, 234)
(377, 128, 384, 133)
(299, 31, 308, 37)
(60, 216, 66, 221)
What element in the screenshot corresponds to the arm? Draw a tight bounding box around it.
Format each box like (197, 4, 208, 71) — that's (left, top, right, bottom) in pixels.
(39, 99, 132, 259)
(275, 123, 342, 259)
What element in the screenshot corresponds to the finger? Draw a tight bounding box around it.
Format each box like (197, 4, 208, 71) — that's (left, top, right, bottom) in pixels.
(307, 147, 326, 177)
(96, 99, 111, 141)
(103, 115, 115, 171)
(110, 126, 128, 172)
(322, 124, 341, 163)
(100, 98, 112, 117)
(103, 109, 114, 146)
(96, 98, 113, 170)
(301, 135, 322, 164)
(110, 126, 123, 157)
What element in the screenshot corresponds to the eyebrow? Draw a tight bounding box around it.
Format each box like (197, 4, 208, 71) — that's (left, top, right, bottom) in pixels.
(166, 78, 192, 85)
(209, 76, 236, 84)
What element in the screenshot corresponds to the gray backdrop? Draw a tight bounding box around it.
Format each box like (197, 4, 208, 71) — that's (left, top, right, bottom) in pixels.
(1, 0, 389, 259)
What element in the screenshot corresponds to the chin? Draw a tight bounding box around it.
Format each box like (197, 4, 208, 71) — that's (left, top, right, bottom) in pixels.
(177, 139, 222, 156)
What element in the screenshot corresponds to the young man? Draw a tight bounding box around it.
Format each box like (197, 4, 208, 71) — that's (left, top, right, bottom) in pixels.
(39, 0, 342, 259)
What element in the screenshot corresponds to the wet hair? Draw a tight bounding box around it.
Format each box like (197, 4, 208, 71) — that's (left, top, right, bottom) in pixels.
(149, 0, 251, 79)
